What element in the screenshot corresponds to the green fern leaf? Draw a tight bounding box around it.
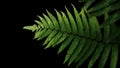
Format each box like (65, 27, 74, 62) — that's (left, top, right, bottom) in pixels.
(80, 8, 90, 37)
(23, 24, 38, 32)
(43, 14, 54, 29)
(68, 38, 86, 66)
(88, 0, 115, 12)
(76, 41, 97, 68)
(56, 33, 68, 45)
(64, 36, 80, 64)
(101, 11, 120, 28)
(43, 30, 57, 45)
(37, 29, 52, 40)
(46, 10, 60, 30)
(34, 29, 47, 39)
(83, 0, 95, 10)
(88, 14, 96, 39)
(61, 12, 72, 33)
(110, 45, 119, 68)
(91, 1, 120, 16)
(88, 43, 104, 68)
(34, 20, 44, 28)
(92, 16, 102, 41)
(98, 44, 111, 68)
(65, 7, 78, 34)
(82, 0, 120, 18)
(23, 4, 119, 68)
(55, 10, 66, 31)
(46, 32, 62, 48)
(72, 4, 84, 35)
(75, 39, 91, 63)
(38, 16, 49, 29)
(57, 35, 74, 54)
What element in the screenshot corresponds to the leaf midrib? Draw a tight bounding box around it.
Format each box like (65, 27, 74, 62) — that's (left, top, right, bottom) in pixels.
(40, 26, 119, 46)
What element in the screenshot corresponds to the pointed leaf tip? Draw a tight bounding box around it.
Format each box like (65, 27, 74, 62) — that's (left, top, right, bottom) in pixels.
(23, 24, 37, 32)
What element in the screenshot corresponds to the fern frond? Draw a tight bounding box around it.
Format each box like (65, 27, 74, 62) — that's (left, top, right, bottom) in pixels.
(64, 36, 80, 64)
(23, 24, 38, 32)
(23, 5, 119, 68)
(101, 11, 120, 28)
(65, 6, 78, 34)
(98, 44, 111, 68)
(83, 0, 120, 14)
(57, 35, 74, 54)
(80, 0, 120, 28)
(68, 38, 86, 66)
(88, 0, 118, 12)
(76, 40, 97, 68)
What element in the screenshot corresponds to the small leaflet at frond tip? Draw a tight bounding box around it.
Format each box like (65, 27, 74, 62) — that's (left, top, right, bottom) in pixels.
(23, 24, 38, 32)
(46, 10, 52, 16)
(46, 9, 49, 12)
(42, 13, 46, 17)
(63, 54, 70, 64)
(71, 4, 74, 7)
(34, 20, 44, 28)
(54, 9, 58, 13)
(65, 6, 68, 12)
(44, 45, 49, 49)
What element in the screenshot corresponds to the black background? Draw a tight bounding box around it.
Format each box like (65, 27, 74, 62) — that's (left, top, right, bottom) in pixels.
(10, 0, 119, 68)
